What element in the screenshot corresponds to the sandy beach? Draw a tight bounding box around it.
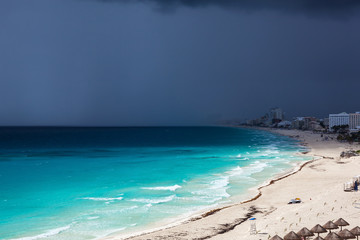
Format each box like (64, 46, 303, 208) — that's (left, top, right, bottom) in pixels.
(104, 128, 360, 240)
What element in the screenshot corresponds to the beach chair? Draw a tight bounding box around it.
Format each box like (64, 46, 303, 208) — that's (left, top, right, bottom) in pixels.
(344, 182, 354, 192)
(288, 198, 301, 204)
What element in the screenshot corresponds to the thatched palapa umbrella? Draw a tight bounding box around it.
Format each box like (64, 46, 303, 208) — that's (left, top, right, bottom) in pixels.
(297, 227, 314, 240)
(284, 231, 301, 240)
(323, 221, 339, 233)
(324, 232, 342, 240)
(270, 235, 283, 240)
(334, 218, 350, 231)
(338, 229, 356, 239)
(350, 226, 360, 240)
(311, 224, 328, 237)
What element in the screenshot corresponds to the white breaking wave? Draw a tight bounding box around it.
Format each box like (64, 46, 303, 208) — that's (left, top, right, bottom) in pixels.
(245, 161, 268, 175)
(192, 176, 230, 199)
(209, 176, 229, 190)
(97, 205, 139, 215)
(226, 166, 244, 177)
(81, 197, 123, 201)
(119, 206, 139, 212)
(180, 195, 224, 203)
(225, 161, 268, 182)
(141, 184, 182, 192)
(9, 225, 71, 240)
(264, 149, 280, 154)
(129, 195, 176, 204)
(260, 144, 280, 153)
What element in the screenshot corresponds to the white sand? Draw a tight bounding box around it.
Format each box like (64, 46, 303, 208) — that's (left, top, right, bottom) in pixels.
(104, 128, 360, 240)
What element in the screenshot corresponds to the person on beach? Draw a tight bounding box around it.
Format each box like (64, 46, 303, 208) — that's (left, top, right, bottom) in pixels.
(355, 180, 358, 191)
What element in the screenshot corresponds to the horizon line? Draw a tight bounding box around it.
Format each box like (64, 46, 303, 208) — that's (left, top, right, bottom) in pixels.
(0, 125, 220, 128)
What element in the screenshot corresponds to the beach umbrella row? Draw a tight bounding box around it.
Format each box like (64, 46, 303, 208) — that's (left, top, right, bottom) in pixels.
(270, 228, 316, 240)
(269, 218, 360, 240)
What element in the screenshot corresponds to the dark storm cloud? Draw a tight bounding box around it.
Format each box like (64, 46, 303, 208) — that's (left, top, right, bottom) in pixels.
(0, 0, 359, 126)
(98, 0, 360, 17)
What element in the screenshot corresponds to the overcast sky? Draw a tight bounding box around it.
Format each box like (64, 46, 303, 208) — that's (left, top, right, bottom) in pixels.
(0, 0, 359, 126)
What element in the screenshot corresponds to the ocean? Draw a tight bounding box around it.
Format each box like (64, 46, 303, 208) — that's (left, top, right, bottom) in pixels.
(0, 127, 310, 240)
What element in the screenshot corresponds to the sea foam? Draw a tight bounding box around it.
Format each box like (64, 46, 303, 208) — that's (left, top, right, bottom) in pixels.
(192, 176, 230, 200)
(81, 197, 123, 201)
(227, 166, 244, 177)
(141, 184, 182, 192)
(245, 161, 268, 175)
(9, 225, 71, 240)
(227, 161, 267, 178)
(129, 195, 176, 204)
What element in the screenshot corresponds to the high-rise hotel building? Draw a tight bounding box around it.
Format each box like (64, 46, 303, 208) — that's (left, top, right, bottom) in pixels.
(329, 112, 349, 130)
(349, 112, 360, 132)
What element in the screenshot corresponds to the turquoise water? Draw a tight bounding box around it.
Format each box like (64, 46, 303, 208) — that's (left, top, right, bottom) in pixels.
(0, 127, 310, 239)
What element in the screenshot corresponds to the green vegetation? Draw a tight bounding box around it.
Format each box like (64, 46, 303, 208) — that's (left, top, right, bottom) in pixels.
(337, 131, 360, 143)
(332, 124, 349, 133)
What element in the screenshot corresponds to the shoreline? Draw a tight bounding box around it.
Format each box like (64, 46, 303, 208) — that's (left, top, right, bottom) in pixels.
(103, 127, 335, 240)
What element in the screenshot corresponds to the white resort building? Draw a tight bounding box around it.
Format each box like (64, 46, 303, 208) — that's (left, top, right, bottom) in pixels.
(270, 108, 284, 121)
(349, 112, 360, 132)
(329, 112, 349, 130)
